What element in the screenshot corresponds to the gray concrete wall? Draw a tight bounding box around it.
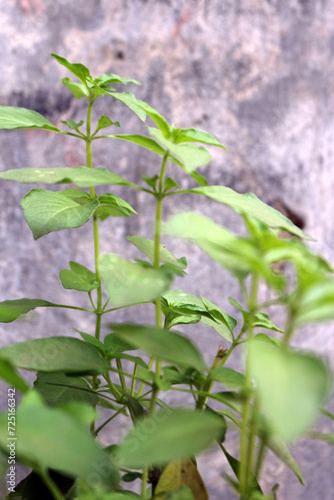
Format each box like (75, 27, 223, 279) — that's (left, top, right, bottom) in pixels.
(0, 1, 333, 498)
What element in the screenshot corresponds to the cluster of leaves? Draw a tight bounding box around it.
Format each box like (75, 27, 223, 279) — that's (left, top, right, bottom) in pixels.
(0, 54, 333, 500)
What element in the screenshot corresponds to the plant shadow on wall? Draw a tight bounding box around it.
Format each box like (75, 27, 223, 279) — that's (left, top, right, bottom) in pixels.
(0, 53, 333, 500)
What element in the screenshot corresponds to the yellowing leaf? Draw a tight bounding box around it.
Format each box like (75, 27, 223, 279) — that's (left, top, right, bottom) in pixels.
(155, 459, 208, 500)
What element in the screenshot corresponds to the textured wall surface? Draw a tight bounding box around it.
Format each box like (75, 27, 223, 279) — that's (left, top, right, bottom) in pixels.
(0, 1, 333, 498)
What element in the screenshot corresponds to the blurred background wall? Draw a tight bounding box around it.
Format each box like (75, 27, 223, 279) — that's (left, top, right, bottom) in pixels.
(0, 1, 333, 498)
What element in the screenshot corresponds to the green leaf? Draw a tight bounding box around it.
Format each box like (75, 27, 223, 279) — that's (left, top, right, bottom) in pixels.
(148, 127, 211, 172)
(0, 391, 117, 484)
(321, 407, 334, 421)
(162, 290, 209, 317)
(127, 236, 186, 270)
(164, 313, 201, 330)
(21, 188, 98, 239)
(76, 330, 106, 354)
(189, 171, 208, 187)
(0, 298, 55, 323)
(164, 176, 180, 191)
(209, 392, 243, 414)
(62, 77, 89, 98)
(100, 254, 173, 307)
(295, 278, 334, 324)
(0, 358, 30, 392)
(125, 395, 145, 420)
(0, 337, 109, 374)
(114, 353, 148, 368)
(94, 115, 120, 135)
(220, 445, 262, 493)
(51, 53, 92, 86)
(122, 471, 142, 483)
(110, 324, 205, 370)
(111, 93, 170, 135)
(57, 188, 92, 203)
(0, 167, 133, 187)
(209, 367, 245, 389)
(228, 298, 282, 333)
(267, 435, 304, 484)
(142, 173, 159, 190)
(34, 372, 99, 407)
(116, 408, 224, 468)
(97, 193, 136, 220)
(249, 341, 331, 441)
(109, 134, 185, 171)
(172, 127, 227, 150)
(59, 401, 98, 426)
(59, 261, 99, 292)
(162, 290, 235, 342)
(181, 187, 312, 240)
(201, 296, 237, 337)
(111, 133, 164, 152)
(109, 92, 147, 122)
(163, 213, 284, 287)
(0, 106, 60, 132)
(162, 212, 247, 281)
(307, 431, 334, 445)
(104, 333, 136, 355)
(252, 333, 284, 349)
(61, 117, 84, 131)
(94, 73, 141, 86)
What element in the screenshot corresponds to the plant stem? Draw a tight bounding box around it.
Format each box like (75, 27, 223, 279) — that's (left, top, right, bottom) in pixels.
(59, 130, 86, 140)
(46, 303, 95, 313)
(196, 346, 226, 409)
(149, 151, 168, 414)
(38, 468, 65, 500)
(104, 371, 123, 401)
(254, 437, 267, 479)
(95, 406, 126, 435)
(116, 358, 128, 394)
(141, 466, 149, 499)
(239, 274, 259, 499)
(137, 357, 155, 397)
(139, 152, 169, 498)
(86, 98, 104, 433)
(86, 99, 103, 338)
(131, 363, 139, 396)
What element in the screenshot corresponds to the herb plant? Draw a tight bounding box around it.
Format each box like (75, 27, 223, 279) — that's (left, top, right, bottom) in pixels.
(0, 53, 333, 500)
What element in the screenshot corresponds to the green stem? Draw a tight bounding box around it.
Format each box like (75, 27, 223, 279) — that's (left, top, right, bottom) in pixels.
(104, 371, 123, 402)
(141, 466, 149, 499)
(196, 346, 226, 409)
(88, 291, 96, 310)
(103, 300, 150, 314)
(139, 152, 169, 497)
(137, 357, 155, 397)
(116, 358, 127, 394)
(131, 363, 139, 397)
(59, 130, 86, 140)
(85, 98, 104, 434)
(196, 323, 247, 410)
(104, 365, 153, 387)
(44, 303, 94, 313)
(149, 152, 168, 414)
(38, 468, 65, 500)
(254, 436, 267, 479)
(239, 274, 259, 499)
(95, 406, 126, 435)
(283, 312, 295, 346)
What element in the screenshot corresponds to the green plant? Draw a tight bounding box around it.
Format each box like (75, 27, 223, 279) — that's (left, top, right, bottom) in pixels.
(0, 53, 333, 500)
